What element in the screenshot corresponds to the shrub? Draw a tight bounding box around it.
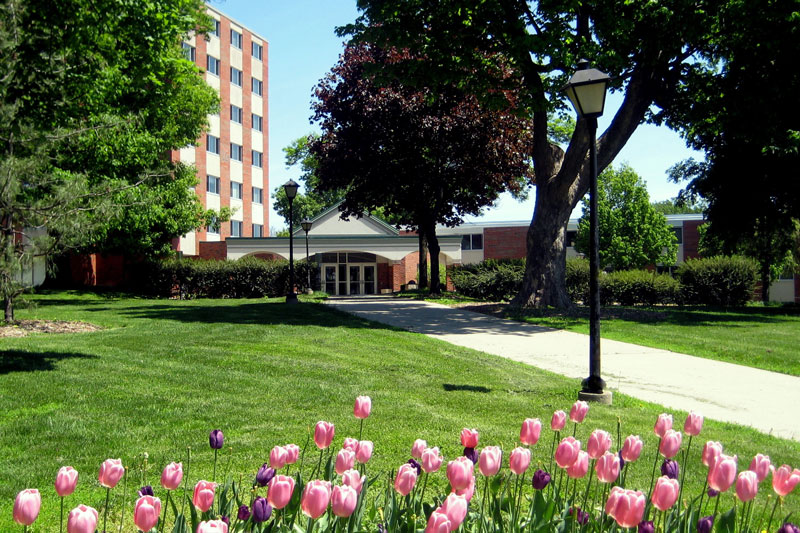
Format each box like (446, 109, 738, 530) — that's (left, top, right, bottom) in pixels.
(599, 269, 680, 306)
(565, 257, 590, 303)
(678, 255, 757, 306)
(132, 257, 318, 299)
(450, 259, 524, 301)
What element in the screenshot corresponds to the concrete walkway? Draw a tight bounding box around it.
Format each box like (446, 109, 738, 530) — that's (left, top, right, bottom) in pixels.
(325, 296, 800, 442)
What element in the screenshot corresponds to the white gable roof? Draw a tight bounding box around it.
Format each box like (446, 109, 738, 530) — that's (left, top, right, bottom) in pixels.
(295, 202, 399, 237)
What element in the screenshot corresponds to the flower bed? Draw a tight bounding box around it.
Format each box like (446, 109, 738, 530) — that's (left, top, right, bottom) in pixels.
(12, 396, 800, 533)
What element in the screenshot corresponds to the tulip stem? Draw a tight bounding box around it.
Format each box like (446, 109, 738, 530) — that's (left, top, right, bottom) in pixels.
(479, 474, 489, 533)
(160, 490, 171, 532)
(573, 422, 577, 438)
(766, 496, 781, 533)
(711, 492, 721, 524)
(419, 472, 429, 511)
(581, 460, 596, 512)
(102, 487, 111, 533)
(647, 440, 661, 507)
(358, 418, 364, 442)
(678, 435, 692, 511)
(697, 477, 708, 517)
(306, 516, 314, 533)
(118, 468, 127, 533)
(549, 431, 559, 476)
(180, 447, 191, 520)
(60, 496, 64, 533)
(213, 448, 218, 483)
(515, 472, 526, 532)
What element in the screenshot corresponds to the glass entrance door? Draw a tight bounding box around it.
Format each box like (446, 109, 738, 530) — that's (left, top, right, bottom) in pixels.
(321, 262, 377, 295)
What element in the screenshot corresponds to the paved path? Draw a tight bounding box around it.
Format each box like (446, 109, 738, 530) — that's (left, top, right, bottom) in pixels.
(325, 296, 800, 442)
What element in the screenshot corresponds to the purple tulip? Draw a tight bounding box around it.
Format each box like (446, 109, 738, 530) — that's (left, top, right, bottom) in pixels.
(463, 447, 479, 465)
(221, 516, 230, 526)
(532, 469, 552, 490)
(407, 458, 422, 476)
(638, 521, 655, 533)
(707, 488, 719, 497)
(697, 516, 714, 533)
(138, 485, 154, 497)
(237, 505, 251, 521)
(778, 524, 800, 533)
(252, 496, 271, 523)
(661, 459, 680, 480)
(209, 429, 224, 450)
(618, 451, 626, 470)
(570, 507, 589, 525)
(256, 464, 275, 487)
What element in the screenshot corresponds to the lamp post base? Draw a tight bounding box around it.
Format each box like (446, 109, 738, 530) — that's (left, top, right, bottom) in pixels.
(285, 293, 299, 304)
(578, 390, 612, 404)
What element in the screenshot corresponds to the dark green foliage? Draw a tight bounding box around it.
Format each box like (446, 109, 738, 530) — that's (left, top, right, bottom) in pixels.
(133, 257, 319, 299)
(450, 259, 525, 301)
(600, 270, 680, 306)
(678, 256, 757, 306)
(565, 257, 590, 304)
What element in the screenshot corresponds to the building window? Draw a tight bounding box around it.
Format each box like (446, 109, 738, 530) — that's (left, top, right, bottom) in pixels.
(206, 175, 220, 195)
(230, 29, 242, 49)
(252, 223, 263, 238)
(211, 19, 220, 37)
(207, 55, 220, 76)
(252, 78, 262, 96)
(672, 227, 683, 244)
(182, 43, 195, 62)
(566, 230, 577, 247)
(206, 135, 220, 155)
(252, 150, 262, 168)
(230, 104, 242, 124)
(230, 143, 243, 162)
(460, 234, 483, 251)
(252, 113, 263, 132)
(252, 41, 263, 60)
(252, 186, 263, 204)
(230, 67, 242, 87)
(207, 216, 220, 235)
(231, 181, 243, 199)
(231, 220, 243, 237)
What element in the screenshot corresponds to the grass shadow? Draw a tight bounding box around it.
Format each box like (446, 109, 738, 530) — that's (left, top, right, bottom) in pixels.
(0, 350, 97, 374)
(443, 383, 491, 393)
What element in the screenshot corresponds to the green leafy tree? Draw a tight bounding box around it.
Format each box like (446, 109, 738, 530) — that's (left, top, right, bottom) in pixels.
(651, 197, 705, 215)
(339, 0, 733, 308)
(0, 0, 218, 321)
(574, 164, 677, 271)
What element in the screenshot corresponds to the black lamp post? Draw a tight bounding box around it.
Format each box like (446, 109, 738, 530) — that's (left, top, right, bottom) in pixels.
(301, 219, 313, 294)
(563, 60, 612, 404)
(283, 179, 300, 304)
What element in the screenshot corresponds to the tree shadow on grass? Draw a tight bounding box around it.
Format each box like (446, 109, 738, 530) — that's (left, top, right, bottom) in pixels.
(443, 383, 491, 393)
(0, 350, 97, 374)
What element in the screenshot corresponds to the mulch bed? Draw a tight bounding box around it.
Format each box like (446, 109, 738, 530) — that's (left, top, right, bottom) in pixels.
(0, 320, 102, 338)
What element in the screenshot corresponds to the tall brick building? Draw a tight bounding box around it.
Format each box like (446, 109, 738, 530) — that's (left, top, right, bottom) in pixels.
(172, 4, 269, 256)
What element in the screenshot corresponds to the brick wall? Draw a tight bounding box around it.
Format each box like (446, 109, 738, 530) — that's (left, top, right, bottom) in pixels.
(377, 262, 391, 292)
(68, 254, 128, 287)
(199, 241, 227, 260)
(682, 220, 705, 260)
(485, 226, 527, 260)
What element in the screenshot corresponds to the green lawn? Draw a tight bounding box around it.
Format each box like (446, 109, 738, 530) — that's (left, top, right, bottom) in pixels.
(2, 291, 799, 531)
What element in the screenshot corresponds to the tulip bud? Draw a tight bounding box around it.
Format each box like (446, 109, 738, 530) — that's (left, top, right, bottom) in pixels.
(209, 429, 224, 450)
(55, 466, 79, 497)
(532, 469, 551, 490)
(569, 401, 589, 423)
(252, 496, 272, 523)
(13, 489, 41, 526)
(354, 395, 372, 419)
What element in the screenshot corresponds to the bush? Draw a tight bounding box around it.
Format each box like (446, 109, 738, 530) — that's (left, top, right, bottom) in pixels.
(131, 257, 318, 299)
(599, 269, 680, 306)
(565, 257, 590, 303)
(678, 255, 757, 306)
(450, 259, 524, 301)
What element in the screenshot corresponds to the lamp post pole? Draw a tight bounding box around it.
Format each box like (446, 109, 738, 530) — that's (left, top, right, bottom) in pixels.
(301, 219, 313, 294)
(283, 179, 300, 304)
(563, 60, 612, 404)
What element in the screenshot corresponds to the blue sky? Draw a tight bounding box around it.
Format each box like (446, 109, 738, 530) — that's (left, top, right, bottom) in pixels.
(213, 0, 704, 230)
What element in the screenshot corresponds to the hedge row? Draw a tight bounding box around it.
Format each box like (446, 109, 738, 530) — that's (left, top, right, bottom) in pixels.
(452, 255, 758, 307)
(132, 257, 318, 299)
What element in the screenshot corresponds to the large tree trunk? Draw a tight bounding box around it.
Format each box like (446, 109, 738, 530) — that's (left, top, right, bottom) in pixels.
(760, 262, 771, 304)
(418, 231, 428, 288)
(423, 220, 442, 294)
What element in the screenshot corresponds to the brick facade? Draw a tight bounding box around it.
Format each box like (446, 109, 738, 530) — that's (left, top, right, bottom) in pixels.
(682, 220, 705, 260)
(198, 241, 227, 260)
(484, 226, 527, 260)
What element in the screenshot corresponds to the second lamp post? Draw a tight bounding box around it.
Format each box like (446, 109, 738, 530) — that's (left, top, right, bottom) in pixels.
(283, 179, 300, 304)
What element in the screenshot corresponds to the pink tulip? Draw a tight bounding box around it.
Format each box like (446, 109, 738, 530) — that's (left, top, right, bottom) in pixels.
(736, 471, 759, 502)
(596, 452, 621, 483)
(683, 411, 704, 436)
(567, 450, 589, 479)
(654, 414, 673, 438)
(621, 435, 643, 462)
(509, 447, 532, 475)
(749, 454, 771, 482)
(354, 395, 372, 419)
(13, 489, 40, 526)
(284, 444, 300, 464)
(412, 439, 428, 459)
(605, 487, 646, 528)
(702, 441, 723, 468)
(341, 469, 365, 493)
(55, 466, 79, 497)
(343, 437, 360, 452)
(331, 485, 358, 517)
(455, 475, 476, 502)
(659, 429, 682, 459)
(446, 457, 474, 491)
(651, 476, 680, 511)
(555, 436, 582, 468)
(335, 449, 356, 475)
(425, 510, 452, 533)
(587, 429, 612, 459)
(161, 462, 183, 491)
(772, 464, 800, 497)
(196, 520, 229, 533)
(268, 475, 296, 509)
(395, 463, 418, 496)
(314, 421, 335, 449)
(98, 458, 124, 488)
(193, 480, 216, 512)
(67, 504, 98, 533)
(301, 480, 332, 519)
(708, 454, 738, 492)
(441, 493, 468, 530)
(551, 410, 567, 431)
(422, 446, 443, 473)
(134, 495, 161, 532)
(356, 441, 373, 463)
(569, 401, 589, 423)
(479, 446, 502, 477)
(460, 428, 479, 448)
(520, 418, 542, 446)
(270, 445, 289, 470)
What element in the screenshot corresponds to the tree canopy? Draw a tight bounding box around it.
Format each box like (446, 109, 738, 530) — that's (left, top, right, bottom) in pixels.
(575, 164, 677, 271)
(309, 43, 534, 293)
